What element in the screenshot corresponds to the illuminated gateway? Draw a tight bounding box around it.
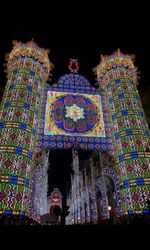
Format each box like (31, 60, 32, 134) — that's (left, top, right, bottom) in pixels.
(0, 41, 150, 225)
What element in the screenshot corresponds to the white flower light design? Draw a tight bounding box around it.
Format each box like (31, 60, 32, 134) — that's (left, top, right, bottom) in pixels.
(65, 104, 85, 122)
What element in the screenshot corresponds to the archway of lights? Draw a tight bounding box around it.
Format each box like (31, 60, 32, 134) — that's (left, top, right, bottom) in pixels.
(0, 43, 149, 224)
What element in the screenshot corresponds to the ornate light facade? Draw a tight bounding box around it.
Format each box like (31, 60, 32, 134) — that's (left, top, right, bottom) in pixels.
(0, 41, 50, 219)
(0, 44, 149, 224)
(96, 50, 150, 214)
(66, 151, 121, 224)
(32, 150, 49, 221)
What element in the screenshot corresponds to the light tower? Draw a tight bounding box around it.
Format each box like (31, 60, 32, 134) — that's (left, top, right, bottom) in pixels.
(96, 49, 150, 214)
(0, 41, 50, 221)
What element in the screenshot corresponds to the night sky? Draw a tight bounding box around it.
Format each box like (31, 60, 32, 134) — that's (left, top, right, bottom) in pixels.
(0, 28, 149, 198)
(0, 30, 149, 95)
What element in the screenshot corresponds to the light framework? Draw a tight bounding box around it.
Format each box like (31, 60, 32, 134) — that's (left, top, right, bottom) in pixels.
(96, 49, 150, 214)
(0, 41, 50, 218)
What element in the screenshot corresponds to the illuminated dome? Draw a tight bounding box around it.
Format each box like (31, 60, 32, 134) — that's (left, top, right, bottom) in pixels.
(50, 72, 97, 97)
(57, 73, 91, 87)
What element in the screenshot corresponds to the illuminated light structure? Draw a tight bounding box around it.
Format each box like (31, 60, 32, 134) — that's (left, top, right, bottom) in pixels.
(89, 158, 98, 223)
(96, 49, 150, 214)
(0, 41, 51, 219)
(72, 150, 80, 224)
(47, 188, 62, 211)
(47, 188, 62, 223)
(67, 157, 87, 225)
(1, 44, 149, 225)
(38, 59, 110, 152)
(32, 150, 49, 220)
(67, 151, 99, 225)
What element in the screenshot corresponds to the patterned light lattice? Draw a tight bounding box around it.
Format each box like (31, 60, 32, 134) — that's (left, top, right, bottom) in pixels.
(0, 41, 50, 219)
(97, 51, 150, 214)
(44, 91, 105, 137)
(37, 73, 113, 152)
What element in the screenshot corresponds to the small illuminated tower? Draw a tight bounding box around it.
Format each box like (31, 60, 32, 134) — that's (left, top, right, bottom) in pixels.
(96, 50, 150, 214)
(32, 150, 49, 219)
(0, 41, 50, 219)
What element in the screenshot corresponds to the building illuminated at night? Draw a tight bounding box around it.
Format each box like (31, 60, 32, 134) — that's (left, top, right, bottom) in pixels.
(0, 41, 150, 225)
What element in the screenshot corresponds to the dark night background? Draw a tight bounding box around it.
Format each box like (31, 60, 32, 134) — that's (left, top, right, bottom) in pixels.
(0, 6, 150, 200)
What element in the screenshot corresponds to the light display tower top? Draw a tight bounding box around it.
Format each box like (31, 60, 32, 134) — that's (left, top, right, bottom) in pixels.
(5, 40, 52, 82)
(96, 49, 138, 89)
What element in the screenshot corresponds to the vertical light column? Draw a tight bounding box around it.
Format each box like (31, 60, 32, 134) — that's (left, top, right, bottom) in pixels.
(0, 41, 50, 217)
(72, 149, 80, 224)
(70, 175, 75, 224)
(97, 176, 109, 219)
(96, 50, 150, 214)
(89, 158, 98, 223)
(32, 150, 49, 219)
(84, 169, 91, 223)
(66, 193, 72, 225)
(80, 173, 86, 224)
